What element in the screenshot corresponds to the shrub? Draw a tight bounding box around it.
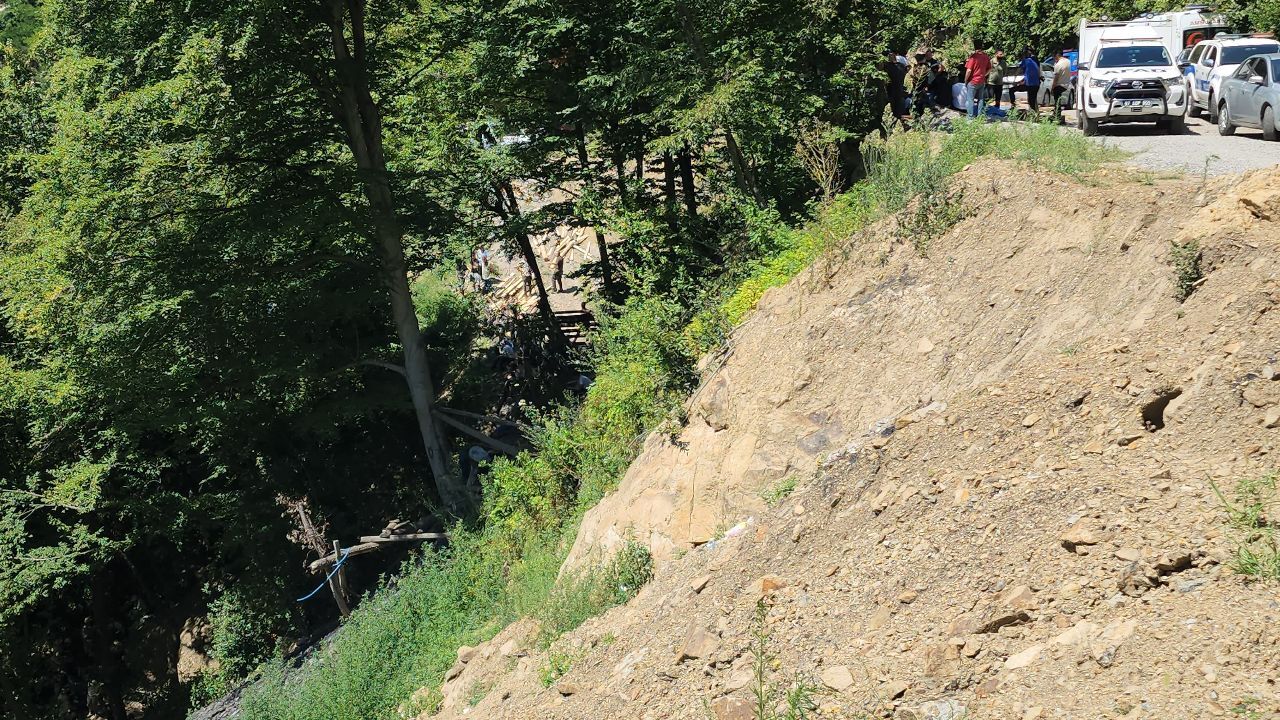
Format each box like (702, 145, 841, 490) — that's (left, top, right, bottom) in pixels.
(1170, 239, 1203, 302)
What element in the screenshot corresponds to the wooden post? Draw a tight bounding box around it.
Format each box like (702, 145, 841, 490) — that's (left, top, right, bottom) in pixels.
(329, 540, 351, 618)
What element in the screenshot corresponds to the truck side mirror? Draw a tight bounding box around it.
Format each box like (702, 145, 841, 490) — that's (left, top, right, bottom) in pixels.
(1077, 63, 1089, 72)
(1177, 61, 1192, 70)
(1249, 74, 1266, 85)
(1204, 57, 1216, 68)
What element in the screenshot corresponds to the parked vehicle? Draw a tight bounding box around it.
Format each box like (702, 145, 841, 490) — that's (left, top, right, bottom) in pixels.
(999, 52, 1078, 107)
(1076, 28, 1189, 135)
(1216, 52, 1280, 140)
(1185, 35, 1280, 120)
(1080, 6, 1230, 67)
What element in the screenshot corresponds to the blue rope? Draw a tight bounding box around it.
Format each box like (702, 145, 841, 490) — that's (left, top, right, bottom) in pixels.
(297, 548, 352, 603)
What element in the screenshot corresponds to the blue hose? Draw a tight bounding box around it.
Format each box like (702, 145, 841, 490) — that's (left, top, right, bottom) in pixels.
(296, 548, 352, 602)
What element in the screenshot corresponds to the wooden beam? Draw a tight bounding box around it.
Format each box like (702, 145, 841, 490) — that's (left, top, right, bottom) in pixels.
(431, 410, 520, 456)
(435, 406, 530, 432)
(359, 533, 448, 544)
(308, 541, 381, 573)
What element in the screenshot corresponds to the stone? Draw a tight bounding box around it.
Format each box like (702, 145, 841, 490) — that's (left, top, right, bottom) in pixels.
(1265, 407, 1280, 429)
(444, 660, 465, 682)
(710, 696, 755, 720)
(457, 645, 477, 664)
(1004, 644, 1043, 670)
(554, 679, 580, 696)
(676, 626, 720, 664)
(1115, 548, 1143, 562)
(962, 636, 982, 657)
(947, 605, 1031, 636)
(1024, 707, 1045, 720)
(747, 575, 787, 596)
(725, 668, 753, 691)
(1060, 521, 1106, 551)
(897, 699, 968, 720)
(792, 502, 807, 516)
(918, 338, 935, 354)
(882, 680, 910, 700)
(820, 665, 855, 691)
(867, 605, 893, 631)
(1082, 439, 1105, 454)
(997, 584, 1037, 610)
(1023, 413, 1041, 428)
(691, 574, 713, 594)
(898, 590, 919, 604)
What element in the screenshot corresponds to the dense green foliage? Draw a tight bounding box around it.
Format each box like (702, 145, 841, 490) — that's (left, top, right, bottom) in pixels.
(0, 0, 1267, 717)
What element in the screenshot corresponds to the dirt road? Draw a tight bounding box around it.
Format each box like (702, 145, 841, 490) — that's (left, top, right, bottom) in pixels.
(1071, 111, 1280, 175)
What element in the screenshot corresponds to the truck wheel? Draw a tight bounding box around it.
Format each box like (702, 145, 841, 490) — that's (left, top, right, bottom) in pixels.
(1218, 101, 1236, 136)
(1083, 116, 1100, 136)
(1167, 114, 1186, 134)
(1188, 101, 1202, 119)
(1206, 91, 1217, 122)
(1264, 106, 1278, 142)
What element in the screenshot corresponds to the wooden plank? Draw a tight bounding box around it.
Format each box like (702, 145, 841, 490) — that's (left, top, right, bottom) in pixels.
(308, 541, 381, 573)
(435, 406, 529, 431)
(358, 533, 449, 544)
(432, 410, 520, 456)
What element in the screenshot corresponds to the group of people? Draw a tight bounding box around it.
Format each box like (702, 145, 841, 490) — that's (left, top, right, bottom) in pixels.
(456, 244, 567, 296)
(882, 44, 1075, 127)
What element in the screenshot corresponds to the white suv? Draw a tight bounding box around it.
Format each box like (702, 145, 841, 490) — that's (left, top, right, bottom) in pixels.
(1186, 35, 1280, 120)
(1077, 42, 1188, 135)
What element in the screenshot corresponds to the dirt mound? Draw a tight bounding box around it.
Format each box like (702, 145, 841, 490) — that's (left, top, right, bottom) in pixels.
(423, 161, 1280, 719)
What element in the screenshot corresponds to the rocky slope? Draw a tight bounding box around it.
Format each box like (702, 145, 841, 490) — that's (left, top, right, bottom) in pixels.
(421, 160, 1280, 719)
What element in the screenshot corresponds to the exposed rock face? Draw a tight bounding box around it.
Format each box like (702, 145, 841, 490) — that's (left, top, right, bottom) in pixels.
(424, 164, 1280, 720)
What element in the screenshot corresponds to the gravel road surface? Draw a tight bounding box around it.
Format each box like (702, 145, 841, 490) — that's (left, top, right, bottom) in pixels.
(1069, 111, 1280, 176)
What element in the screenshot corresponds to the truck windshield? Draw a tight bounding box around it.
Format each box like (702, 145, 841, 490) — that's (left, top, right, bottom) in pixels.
(1095, 46, 1172, 68)
(1221, 43, 1280, 64)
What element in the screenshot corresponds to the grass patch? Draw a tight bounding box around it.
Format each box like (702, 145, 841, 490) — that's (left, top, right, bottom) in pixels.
(1170, 239, 1203, 302)
(538, 649, 578, 688)
(761, 476, 798, 506)
(1213, 473, 1280, 581)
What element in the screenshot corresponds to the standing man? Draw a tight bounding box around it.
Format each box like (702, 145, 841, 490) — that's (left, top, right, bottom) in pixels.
(988, 50, 1006, 109)
(1017, 49, 1042, 115)
(908, 51, 935, 120)
(1051, 50, 1072, 124)
(883, 49, 909, 123)
(964, 45, 992, 119)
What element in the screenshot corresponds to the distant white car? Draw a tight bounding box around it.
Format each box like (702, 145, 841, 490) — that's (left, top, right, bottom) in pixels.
(1185, 35, 1280, 120)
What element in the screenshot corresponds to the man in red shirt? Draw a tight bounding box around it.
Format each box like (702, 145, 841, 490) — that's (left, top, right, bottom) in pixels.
(964, 47, 992, 119)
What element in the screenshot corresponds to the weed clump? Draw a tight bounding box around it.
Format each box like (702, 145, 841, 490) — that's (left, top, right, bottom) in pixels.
(1213, 473, 1280, 580)
(1170, 239, 1203, 302)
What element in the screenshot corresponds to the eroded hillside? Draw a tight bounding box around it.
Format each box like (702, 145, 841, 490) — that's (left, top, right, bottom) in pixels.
(420, 161, 1280, 719)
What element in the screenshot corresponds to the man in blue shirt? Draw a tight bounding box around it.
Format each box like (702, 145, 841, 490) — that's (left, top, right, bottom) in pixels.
(1009, 49, 1041, 115)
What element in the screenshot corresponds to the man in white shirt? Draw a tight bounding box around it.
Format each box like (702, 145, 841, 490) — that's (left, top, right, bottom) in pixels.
(1051, 51, 1072, 124)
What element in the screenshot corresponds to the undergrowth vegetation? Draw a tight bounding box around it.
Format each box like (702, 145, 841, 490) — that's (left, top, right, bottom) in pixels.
(235, 122, 1112, 720)
(1213, 473, 1280, 581)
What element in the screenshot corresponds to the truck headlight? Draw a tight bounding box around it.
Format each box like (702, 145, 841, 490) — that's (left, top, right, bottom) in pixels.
(1089, 78, 1109, 88)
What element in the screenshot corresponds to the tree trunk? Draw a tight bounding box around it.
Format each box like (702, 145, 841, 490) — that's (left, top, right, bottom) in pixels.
(722, 128, 762, 203)
(612, 149, 628, 207)
(662, 151, 678, 230)
(574, 129, 615, 297)
(321, 0, 468, 516)
(678, 142, 698, 216)
(494, 182, 570, 351)
(634, 146, 644, 182)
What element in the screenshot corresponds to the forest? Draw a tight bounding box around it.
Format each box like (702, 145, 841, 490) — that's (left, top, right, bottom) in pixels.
(1, 0, 1277, 719)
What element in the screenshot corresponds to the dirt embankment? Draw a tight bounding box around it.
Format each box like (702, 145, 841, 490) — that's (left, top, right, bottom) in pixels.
(420, 160, 1280, 719)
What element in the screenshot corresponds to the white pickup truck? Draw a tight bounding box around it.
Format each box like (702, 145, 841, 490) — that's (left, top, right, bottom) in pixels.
(1076, 27, 1190, 135)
